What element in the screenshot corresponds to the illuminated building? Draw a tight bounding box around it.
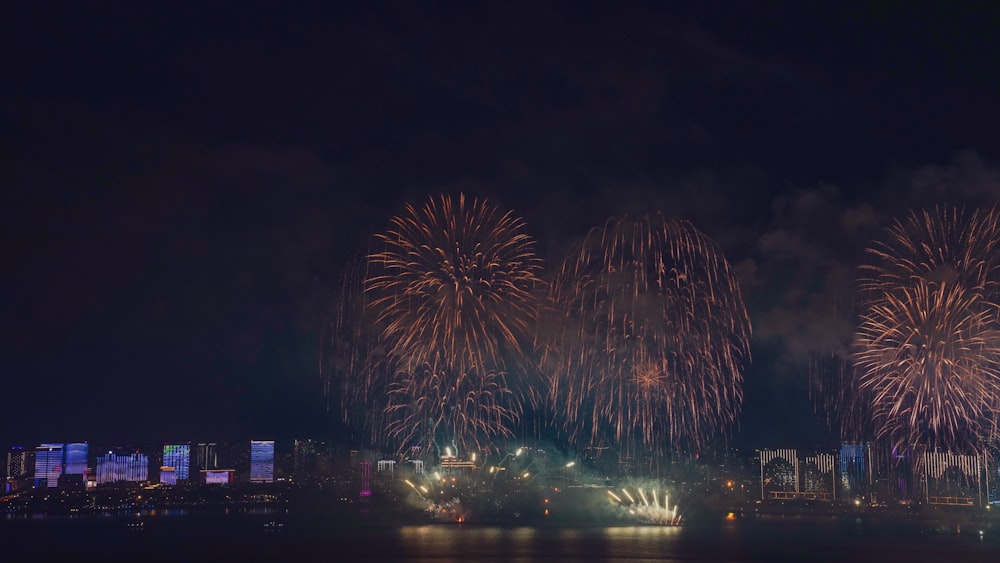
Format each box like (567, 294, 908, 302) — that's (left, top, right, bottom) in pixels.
(801, 452, 837, 500)
(96, 451, 149, 484)
(250, 440, 275, 483)
(839, 443, 872, 502)
(162, 444, 191, 481)
(6, 446, 27, 480)
(195, 443, 218, 471)
(63, 442, 88, 481)
(6, 446, 29, 493)
(202, 469, 234, 485)
(34, 444, 63, 488)
(159, 466, 177, 486)
(292, 438, 317, 477)
(758, 448, 799, 500)
(359, 461, 372, 497)
(922, 450, 985, 507)
(988, 451, 1000, 505)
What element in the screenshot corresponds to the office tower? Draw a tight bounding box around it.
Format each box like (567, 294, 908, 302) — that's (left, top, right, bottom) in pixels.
(758, 448, 799, 499)
(6, 446, 27, 480)
(63, 442, 88, 477)
(802, 452, 837, 499)
(840, 443, 872, 501)
(250, 440, 275, 483)
(162, 444, 191, 481)
(96, 451, 149, 484)
(195, 443, 218, 471)
(34, 444, 63, 488)
(922, 450, 984, 506)
(293, 439, 317, 477)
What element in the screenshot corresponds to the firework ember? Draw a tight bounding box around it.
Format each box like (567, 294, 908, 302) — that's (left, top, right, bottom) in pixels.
(540, 213, 751, 455)
(853, 206, 1000, 453)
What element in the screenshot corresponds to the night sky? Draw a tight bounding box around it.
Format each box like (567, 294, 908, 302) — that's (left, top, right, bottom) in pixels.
(3, 2, 999, 452)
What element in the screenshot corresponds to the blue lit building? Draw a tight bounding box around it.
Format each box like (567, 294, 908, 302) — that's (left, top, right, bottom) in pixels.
(840, 442, 872, 501)
(250, 440, 274, 483)
(63, 442, 88, 478)
(162, 443, 191, 482)
(96, 451, 149, 484)
(34, 444, 63, 488)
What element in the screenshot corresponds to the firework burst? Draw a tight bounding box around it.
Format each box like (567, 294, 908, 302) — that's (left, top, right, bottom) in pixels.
(540, 213, 751, 455)
(364, 193, 543, 455)
(853, 206, 1000, 453)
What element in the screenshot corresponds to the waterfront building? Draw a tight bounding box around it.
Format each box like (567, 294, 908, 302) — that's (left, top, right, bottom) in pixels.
(162, 443, 191, 481)
(202, 469, 234, 484)
(63, 442, 88, 481)
(34, 444, 63, 488)
(758, 448, 799, 500)
(195, 443, 218, 471)
(840, 442, 872, 502)
(921, 450, 985, 507)
(250, 440, 275, 483)
(6, 446, 27, 480)
(96, 450, 149, 484)
(160, 466, 177, 486)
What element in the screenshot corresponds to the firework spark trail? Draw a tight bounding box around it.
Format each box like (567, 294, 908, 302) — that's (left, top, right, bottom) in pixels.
(606, 481, 683, 525)
(853, 206, 1000, 453)
(364, 194, 543, 455)
(540, 213, 751, 455)
(320, 252, 392, 444)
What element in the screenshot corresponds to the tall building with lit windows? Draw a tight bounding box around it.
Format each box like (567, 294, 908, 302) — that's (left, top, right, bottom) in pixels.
(250, 440, 274, 483)
(840, 442, 872, 501)
(63, 442, 88, 479)
(6, 446, 27, 480)
(96, 451, 149, 484)
(34, 444, 63, 488)
(195, 443, 218, 471)
(162, 444, 191, 481)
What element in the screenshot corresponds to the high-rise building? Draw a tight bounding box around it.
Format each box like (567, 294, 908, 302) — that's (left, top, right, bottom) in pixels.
(293, 439, 317, 477)
(162, 444, 191, 481)
(96, 451, 149, 484)
(6, 446, 27, 480)
(34, 444, 63, 488)
(195, 443, 218, 471)
(840, 443, 872, 502)
(758, 448, 799, 499)
(250, 440, 275, 483)
(63, 442, 88, 479)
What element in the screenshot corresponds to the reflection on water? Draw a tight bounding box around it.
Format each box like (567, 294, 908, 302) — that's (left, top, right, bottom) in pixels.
(396, 525, 685, 562)
(5, 509, 1000, 562)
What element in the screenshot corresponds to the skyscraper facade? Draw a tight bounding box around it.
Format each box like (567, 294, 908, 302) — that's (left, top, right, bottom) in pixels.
(63, 442, 88, 477)
(96, 451, 149, 484)
(34, 444, 63, 488)
(6, 446, 27, 480)
(250, 440, 275, 483)
(162, 443, 191, 481)
(840, 443, 872, 501)
(195, 443, 218, 471)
